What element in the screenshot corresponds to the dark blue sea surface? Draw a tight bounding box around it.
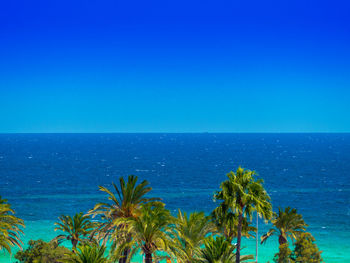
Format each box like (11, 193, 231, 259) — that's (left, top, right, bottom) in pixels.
(1, 133, 350, 261)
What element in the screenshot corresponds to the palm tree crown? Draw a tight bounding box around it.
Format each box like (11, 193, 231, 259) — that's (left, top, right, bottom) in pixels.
(214, 167, 273, 263)
(87, 175, 160, 262)
(64, 243, 108, 263)
(196, 236, 253, 263)
(54, 212, 95, 250)
(171, 210, 216, 263)
(0, 196, 24, 254)
(88, 175, 159, 238)
(120, 202, 172, 263)
(261, 206, 308, 245)
(212, 204, 256, 243)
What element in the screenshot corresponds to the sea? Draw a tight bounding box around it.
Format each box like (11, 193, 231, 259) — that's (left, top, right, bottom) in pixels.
(0, 133, 349, 262)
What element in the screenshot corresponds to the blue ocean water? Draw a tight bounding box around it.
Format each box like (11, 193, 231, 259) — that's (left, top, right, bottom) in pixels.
(0, 133, 350, 262)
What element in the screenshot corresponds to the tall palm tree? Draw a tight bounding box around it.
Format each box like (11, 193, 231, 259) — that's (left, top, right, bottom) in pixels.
(0, 196, 24, 254)
(119, 202, 172, 263)
(261, 207, 307, 247)
(212, 204, 256, 244)
(214, 167, 273, 263)
(63, 243, 108, 263)
(87, 175, 159, 263)
(196, 236, 253, 263)
(171, 210, 216, 263)
(54, 212, 95, 250)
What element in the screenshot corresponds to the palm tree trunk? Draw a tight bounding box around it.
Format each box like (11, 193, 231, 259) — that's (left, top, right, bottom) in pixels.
(278, 235, 287, 245)
(72, 239, 78, 252)
(145, 252, 153, 263)
(256, 213, 258, 263)
(119, 248, 130, 263)
(278, 235, 289, 263)
(119, 233, 131, 263)
(236, 211, 243, 263)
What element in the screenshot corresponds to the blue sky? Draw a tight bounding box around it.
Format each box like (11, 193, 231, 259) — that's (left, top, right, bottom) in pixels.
(0, 0, 349, 132)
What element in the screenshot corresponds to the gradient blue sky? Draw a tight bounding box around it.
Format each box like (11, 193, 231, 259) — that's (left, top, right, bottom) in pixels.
(1, 0, 350, 132)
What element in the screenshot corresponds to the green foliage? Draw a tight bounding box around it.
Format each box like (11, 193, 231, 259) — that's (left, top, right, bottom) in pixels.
(211, 204, 256, 242)
(170, 210, 216, 263)
(261, 207, 308, 263)
(54, 212, 95, 250)
(291, 232, 323, 263)
(261, 207, 308, 246)
(214, 167, 273, 223)
(14, 239, 72, 263)
(0, 196, 25, 254)
(117, 202, 172, 263)
(63, 243, 108, 263)
(196, 236, 253, 263)
(214, 167, 273, 263)
(87, 175, 159, 241)
(88, 175, 160, 263)
(8, 173, 326, 263)
(273, 243, 294, 263)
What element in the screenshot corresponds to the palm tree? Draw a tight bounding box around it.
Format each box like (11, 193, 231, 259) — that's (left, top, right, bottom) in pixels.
(214, 167, 273, 263)
(261, 207, 307, 247)
(196, 236, 253, 263)
(119, 202, 172, 263)
(212, 204, 256, 243)
(63, 243, 108, 263)
(87, 175, 159, 263)
(171, 210, 216, 263)
(54, 212, 95, 251)
(0, 196, 24, 254)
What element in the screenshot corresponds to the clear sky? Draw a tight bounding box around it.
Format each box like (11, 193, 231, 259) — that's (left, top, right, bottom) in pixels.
(1, 0, 349, 133)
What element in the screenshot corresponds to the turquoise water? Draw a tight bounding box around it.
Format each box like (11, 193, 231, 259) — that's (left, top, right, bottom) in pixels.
(1, 133, 350, 262)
